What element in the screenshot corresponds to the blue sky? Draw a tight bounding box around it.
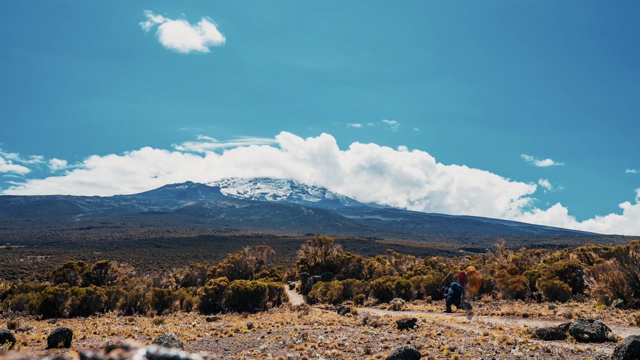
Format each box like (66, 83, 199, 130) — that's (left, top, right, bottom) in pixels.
(1, 1, 640, 235)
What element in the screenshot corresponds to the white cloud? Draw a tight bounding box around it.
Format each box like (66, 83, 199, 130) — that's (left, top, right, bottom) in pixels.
(173, 135, 277, 153)
(3, 132, 640, 235)
(140, 10, 226, 54)
(0, 150, 44, 165)
(382, 119, 399, 131)
(538, 179, 553, 191)
(0, 156, 30, 175)
(626, 169, 639, 174)
(521, 154, 564, 167)
(48, 158, 68, 172)
(347, 123, 362, 128)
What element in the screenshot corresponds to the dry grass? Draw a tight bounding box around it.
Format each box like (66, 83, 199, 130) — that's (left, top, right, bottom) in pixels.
(2, 299, 636, 359)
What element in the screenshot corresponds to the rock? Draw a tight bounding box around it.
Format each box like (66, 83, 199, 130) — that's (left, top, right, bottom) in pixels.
(336, 305, 351, 316)
(611, 299, 625, 309)
(386, 344, 421, 360)
(0, 329, 17, 349)
(531, 323, 570, 341)
(611, 335, 640, 360)
(396, 317, 418, 331)
(568, 318, 616, 343)
(152, 333, 184, 349)
(548, 305, 557, 310)
(47, 326, 73, 349)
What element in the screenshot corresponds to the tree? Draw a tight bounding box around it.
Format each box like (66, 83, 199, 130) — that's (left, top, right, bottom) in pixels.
(296, 236, 343, 275)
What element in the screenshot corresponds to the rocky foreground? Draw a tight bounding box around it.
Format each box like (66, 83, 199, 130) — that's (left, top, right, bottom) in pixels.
(1, 300, 639, 359)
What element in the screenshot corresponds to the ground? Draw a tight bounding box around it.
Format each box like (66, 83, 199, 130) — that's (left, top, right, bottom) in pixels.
(2, 294, 639, 360)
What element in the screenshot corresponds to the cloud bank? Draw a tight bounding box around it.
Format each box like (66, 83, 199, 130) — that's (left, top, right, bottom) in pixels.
(140, 10, 226, 54)
(3, 132, 640, 235)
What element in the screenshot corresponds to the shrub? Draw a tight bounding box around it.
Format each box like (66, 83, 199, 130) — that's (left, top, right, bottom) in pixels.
(51, 261, 87, 286)
(370, 276, 411, 303)
(341, 279, 368, 301)
(39, 286, 68, 319)
(264, 282, 288, 307)
(496, 270, 529, 300)
(548, 259, 586, 295)
(223, 280, 269, 313)
(66, 286, 107, 317)
(410, 273, 445, 300)
(537, 279, 572, 302)
(307, 281, 343, 305)
(197, 277, 229, 314)
(148, 288, 176, 315)
(82, 260, 116, 287)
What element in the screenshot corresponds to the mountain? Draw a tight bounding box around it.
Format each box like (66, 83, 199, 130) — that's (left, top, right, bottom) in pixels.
(210, 177, 363, 209)
(0, 178, 608, 248)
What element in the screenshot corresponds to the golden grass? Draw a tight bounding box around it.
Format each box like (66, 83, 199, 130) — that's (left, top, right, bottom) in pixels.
(2, 299, 637, 359)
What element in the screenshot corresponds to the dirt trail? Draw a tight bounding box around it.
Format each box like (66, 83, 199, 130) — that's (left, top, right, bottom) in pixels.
(285, 286, 306, 306)
(359, 306, 638, 338)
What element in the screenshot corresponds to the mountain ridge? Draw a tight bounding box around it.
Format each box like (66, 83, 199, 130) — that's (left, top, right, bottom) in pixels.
(0, 178, 599, 245)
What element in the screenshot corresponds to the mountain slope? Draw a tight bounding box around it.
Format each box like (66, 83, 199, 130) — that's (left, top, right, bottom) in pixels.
(0, 179, 600, 245)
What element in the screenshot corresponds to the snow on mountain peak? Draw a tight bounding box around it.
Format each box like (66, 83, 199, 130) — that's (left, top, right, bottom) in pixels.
(208, 177, 361, 209)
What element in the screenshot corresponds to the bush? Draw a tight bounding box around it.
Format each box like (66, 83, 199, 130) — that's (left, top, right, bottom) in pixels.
(82, 260, 116, 287)
(537, 279, 572, 303)
(264, 282, 288, 307)
(39, 286, 68, 319)
(67, 286, 107, 317)
(197, 277, 229, 314)
(410, 273, 445, 300)
(370, 276, 411, 303)
(341, 279, 368, 301)
(307, 281, 344, 305)
(148, 288, 176, 315)
(496, 270, 529, 300)
(223, 280, 269, 313)
(51, 261, 87, 286)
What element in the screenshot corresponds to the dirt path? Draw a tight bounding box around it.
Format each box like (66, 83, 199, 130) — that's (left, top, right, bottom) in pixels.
(285, 286, 306, 306)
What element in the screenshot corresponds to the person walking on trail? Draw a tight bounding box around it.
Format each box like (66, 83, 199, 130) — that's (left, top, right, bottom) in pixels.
(442, 281, 465, 313)
(442, 269, 477, 313)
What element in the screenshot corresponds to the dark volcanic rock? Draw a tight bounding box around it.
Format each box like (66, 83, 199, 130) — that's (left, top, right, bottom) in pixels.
(531, 322, 570, 341)
(336, 305, 351, 316)
(47, 326, 73, 349)
(0, 328, 17, 349)
(568, 318, 616, 343)
(386, 344, 421, 360)
(395, 317, 418, 331)
(152, 333, 184, 349)
(611, 335, 640, 360)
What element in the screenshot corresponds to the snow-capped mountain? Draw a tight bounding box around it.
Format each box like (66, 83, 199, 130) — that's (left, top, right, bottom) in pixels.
(209, 177, 364, 210)
(0, 177, 605, 247)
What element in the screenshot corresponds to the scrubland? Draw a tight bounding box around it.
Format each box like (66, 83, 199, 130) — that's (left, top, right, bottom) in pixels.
(1, 236, 639, 359)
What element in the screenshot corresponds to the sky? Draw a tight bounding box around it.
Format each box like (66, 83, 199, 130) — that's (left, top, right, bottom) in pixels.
(1, 1, 640, 235)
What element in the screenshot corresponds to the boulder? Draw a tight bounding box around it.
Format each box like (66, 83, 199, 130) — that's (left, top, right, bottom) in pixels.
(531, 322, 570, 341)
(386, 344, 421, 360)
(336, 305, 351, 316)
(152, 333, 184, 349)
(47, 327, 73, 349)
(611, 299, 625, 309)
(396, 317, 418, 331)
(0, 329, 17, 349)
(568, 318, 616, 343)
(611, 335, 640, 360)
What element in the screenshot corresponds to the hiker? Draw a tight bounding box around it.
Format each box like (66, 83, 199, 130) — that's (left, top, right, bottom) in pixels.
(441, 281, 465, 313)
